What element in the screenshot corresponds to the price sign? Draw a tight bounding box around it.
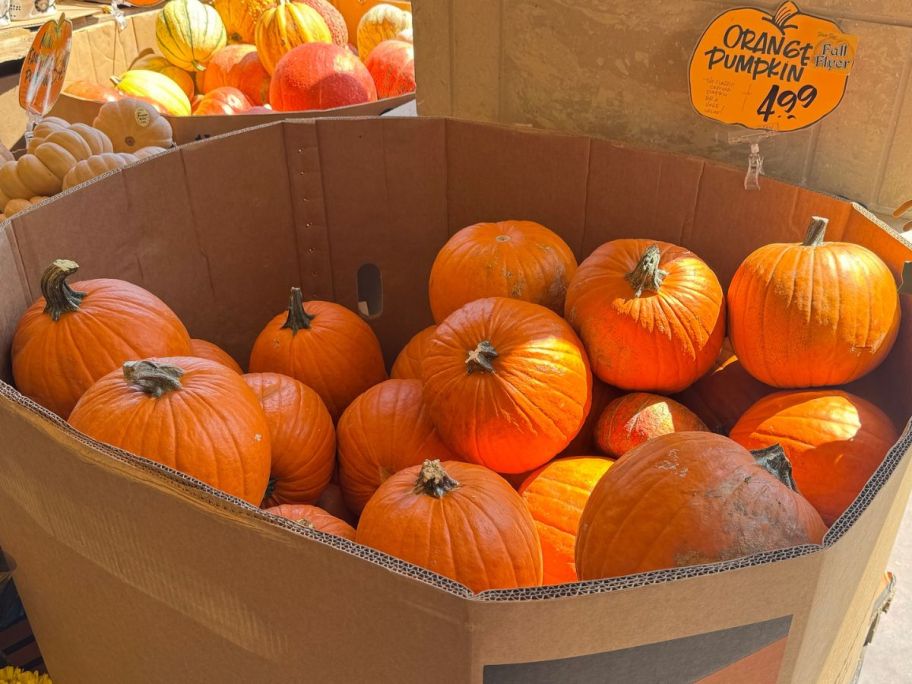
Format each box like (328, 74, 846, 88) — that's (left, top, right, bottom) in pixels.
(689, 2, 857, 132)
(18, 14, 73, 119)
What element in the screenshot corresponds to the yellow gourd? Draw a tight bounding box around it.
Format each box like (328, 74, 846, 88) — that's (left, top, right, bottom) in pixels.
(112, 70, 193, 117)
(356, 3, 411, 60)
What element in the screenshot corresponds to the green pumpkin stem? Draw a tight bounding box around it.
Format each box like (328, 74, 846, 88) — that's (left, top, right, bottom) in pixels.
(465, 340, 498, 374)
(123, 360, 184, 397)
(41, 259, 86, 321)
(751, 444, 799, 493)
(625, 244, 668, 297)
(281, 287, 316, 334)
(802, 216, 829, 247)
(414, 459, 459, 498)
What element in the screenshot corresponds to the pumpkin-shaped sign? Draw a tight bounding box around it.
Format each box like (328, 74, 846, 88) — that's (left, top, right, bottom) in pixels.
(18, 14, 73, 119)
(689, 2, 856, 131)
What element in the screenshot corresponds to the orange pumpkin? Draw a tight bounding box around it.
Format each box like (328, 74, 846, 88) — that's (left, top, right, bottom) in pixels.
(248, 287, 387, 420)
(215, 0, 277, 43)
(193, 86, 253, 115)
(730, 390, 898, 527)
(565, 239, 725, 393)
(12, 260, 191, 418)
(269, 42, 376, 111)
(364, 39, 414, 98)
(63, 80, 123, 103)
(428, 220, 577, 324)
(422, 297, 591, 473)
(560, 378, 621, 456)
(189, 338, 242, 373)
(518, 456, 614, 584)
(244, 372, 335, 505)
(390, 325, 435, 380)
(727, 216, 900, 388)
(254, 0, 333, 75)
(315, 482, 358, 526)
(69, 358, 271, 505)
(337, 379, 455, 514)
(576, 433, 827, 580)
(594, 392, 708, 458)
(200, 45, 271, 106)
(356, 460, 543, 592)
(266, 503, 355, 539)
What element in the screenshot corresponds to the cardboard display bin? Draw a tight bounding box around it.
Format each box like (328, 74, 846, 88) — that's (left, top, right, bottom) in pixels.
(0, 117, 910, 683)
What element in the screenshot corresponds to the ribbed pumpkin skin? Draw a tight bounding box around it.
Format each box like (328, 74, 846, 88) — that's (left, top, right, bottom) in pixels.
(594, 392, 708, 458)
(519, 456, 614, 584)
(254, 0, 333, 75)
(269, 42, 376, 111)
(69, 357, 271, 505)
(156, 0, 228, 72)
(356, 461, 544, 592)
(337, 379, 455, 513)
(214, 0, 276, 43)
(560, 378, 621, 456)
(730, 390, 898, 526)
(355, 3, 411, 60)
(422, 297, 592, 474)
(92, 98, 174, 153)
(189, 338, 242, 373)
(576, 433, 828, 580)
(114, 70, 193, 116)
(244, 372, 335, 504)
(128, 55, 197, 99)
(364, 39, 414, 98)
(266, 503, 355, 539)
(390, 325, 435, 380)
(565, 239, 725, 393)
(727, 226, 900, 388)
(429, 220, 578, 324)
(192, 86, 253, 115)
(62, 153, 137, 191)
(200, 44, 271, 105)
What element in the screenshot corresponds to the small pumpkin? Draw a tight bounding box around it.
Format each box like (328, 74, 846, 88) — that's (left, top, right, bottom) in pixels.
(730, 390, 898, 526)
(576, 433, 828, 580)
(337, 379, 455, 514)
(565, 239, 725, 393)
(248, 287, 387, 420)
(199, 44, 271, 106)
(244, 372, 335, 505)
(594, 392, 708, 458)
(519, 456, 614, 584)
(214, 0, 277, 43)
(12, 260, 192, 418)
(156, 0, 228, 72)
(265, 503, 355, 539)
(390, 325, 435, 380)
(429, 220, 577, 324)
(193, 86, 253, 115)
(112, 70, 193, 116)
(25, 116, 70, 153)
(316, 482, 358, 526)
(269, 42, 376, 111)
(254, 0, 333, 75)
(189, 338, 242, 372)
(330, 0, 410, 40)
(62, 153, 138, 191)
(356, 459, 544, 592)
(422, 297, 591, 473)
(128, 53, 197, 100)
(3, 196, 47, 217)
(93, 98, 174, 154)
(63, 80, 123, 103)
(728, 216, 900, 388)
(356, 3, 411, 60)
(560, 378, 621, 456)
(364, 39, 414, 98)
(69, 358, 271, 505)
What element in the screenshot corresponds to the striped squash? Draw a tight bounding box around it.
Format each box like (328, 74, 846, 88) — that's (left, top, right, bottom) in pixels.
(254, 0, 332, 75)
(214, 0, 277, 43)
(156, 0, 228, 72)
(112, 70, 193, 117)
(129, 53, 196, 99)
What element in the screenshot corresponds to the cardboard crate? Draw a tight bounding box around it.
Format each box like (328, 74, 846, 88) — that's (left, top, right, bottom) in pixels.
(0, 117, 910, 682)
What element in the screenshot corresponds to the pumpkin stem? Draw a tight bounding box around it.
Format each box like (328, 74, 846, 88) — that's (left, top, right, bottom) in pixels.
(41, 259, 87, 321)
(625, 245, 668, 297)
(292, 517, 315, 530)
(465, 340, 498, 374)
(281, 287, 316, 334)
(414, 459, 459, 498)
(773, 2, 800, 30)
(751, 444, 799, 493)
(123, 359, 184, 397)
(801, 216, 829, 247)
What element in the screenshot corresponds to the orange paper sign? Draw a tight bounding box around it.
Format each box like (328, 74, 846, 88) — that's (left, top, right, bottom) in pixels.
(18, 14, 73, 118)
(689, 2, 857, 131)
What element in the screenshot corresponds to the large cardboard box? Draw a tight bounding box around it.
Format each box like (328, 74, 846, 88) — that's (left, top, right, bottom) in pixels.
(0, 117, 910, 682)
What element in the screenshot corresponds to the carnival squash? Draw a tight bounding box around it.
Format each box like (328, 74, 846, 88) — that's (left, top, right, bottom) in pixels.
(128, 53, 197, 100)
(156, 0, 228, 72)
(254, 0, 333, 75)
(113, 70, 193, 116)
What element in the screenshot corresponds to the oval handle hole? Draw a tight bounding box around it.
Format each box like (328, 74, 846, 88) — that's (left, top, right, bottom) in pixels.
(357, 263, 383, 319)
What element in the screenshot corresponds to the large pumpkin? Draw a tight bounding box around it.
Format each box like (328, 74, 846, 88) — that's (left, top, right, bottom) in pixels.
(727, 216, 900, 387)
(265, 503, 355, 539)
(92, 98, 174, 154)
(364, 39, 414, 98)
(428, 220, 577, 324)
(214, 0, 276, 43)
(390, 325, 435, 380)
(69, 358, 271, 505)
(156, 0, 228, 72)
(518, 456, 614, 584)
(356, 460, 543, 592)
(730, 390, 898, 526)
(422, 297, 591, 473)
(269, 42, 376, 111)
(12, 260, 191, 418)
(594, 392, 708, 458)
(128, 54, 197, 100)
(576, 433, 828, 580)
(199, 44, 271, 106)
(112, 70, 193, 116)
(190, 338, 242, 373)
(254, 0, 333, 75)
(244, 372, 335, 505)
(565, 239, 725, 393)
(337, 379, 454, 514)
(248, 287, 387, 420)
(355, 2, 411, 60)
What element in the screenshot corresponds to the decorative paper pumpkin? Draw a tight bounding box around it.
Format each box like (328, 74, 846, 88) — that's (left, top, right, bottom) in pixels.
(214, 0, 276, 43)
(62, 152, 138, 191)
(429, 220, 577, 324)
(390, 325, 435, 380)
(12, 260, 191, 418)
(337, 379, 455, 514)
(594, 392, 708, 458)
(265, 503, 355, 539)
(297, 0, 348, 46)
(93, 98, 174, 154)
(192, 86, 253, 115)
(730, 390, 898, 526)
(128, 54, 197, 100)
(112, 70, 193, 116)
(519, 456, 614, 584)
(565, 239, 725, 393)
(248, 287, 387, 420)
(254, 0, 333, 75)
(269, 42, 377, 111)
(356, 460, 543, 592)
(727, 216, 900, 387)
(355, 3, 411, 60)
(576, 433, 828, 580)
(244, 372, 335, 505)
(156, 0, 228, 72)
(364, 39, 414, 98)
(189, 338, 242, 372)
(63, 80, 123, 103)
(561, 378, 621, 456)
(199, 44, 271, 105)
(69, 358, 271, 505)
(422, 297, 591, 473)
